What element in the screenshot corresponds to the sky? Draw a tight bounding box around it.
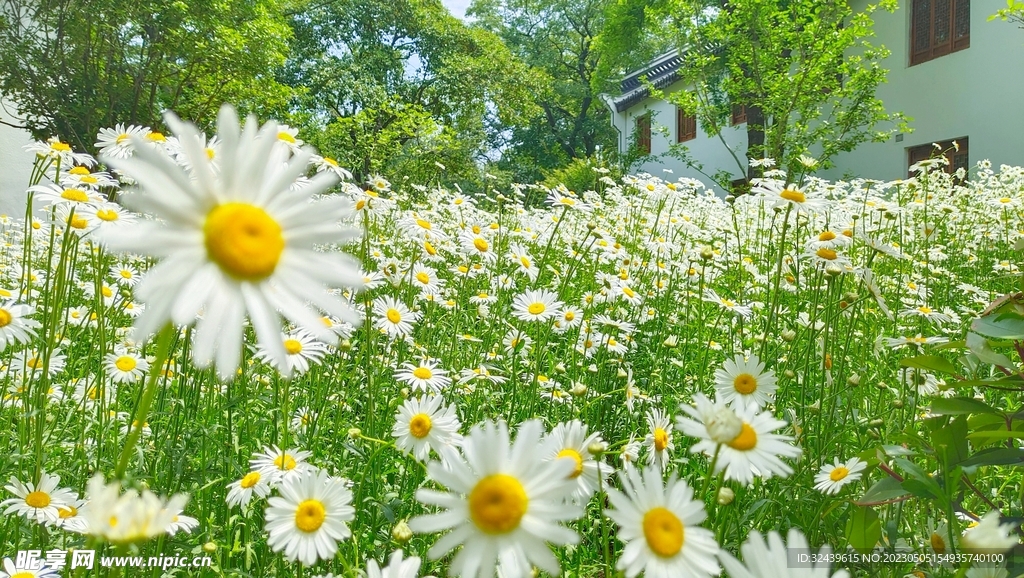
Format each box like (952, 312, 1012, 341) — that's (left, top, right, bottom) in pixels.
(442, 0, 472, 19)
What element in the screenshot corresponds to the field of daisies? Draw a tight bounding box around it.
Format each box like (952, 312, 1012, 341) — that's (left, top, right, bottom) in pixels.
(0, 105, 1022, 578)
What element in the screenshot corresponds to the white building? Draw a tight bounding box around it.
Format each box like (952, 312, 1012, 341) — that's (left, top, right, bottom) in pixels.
(0, 97, 35, 217)
(603, 0, 1024, 194)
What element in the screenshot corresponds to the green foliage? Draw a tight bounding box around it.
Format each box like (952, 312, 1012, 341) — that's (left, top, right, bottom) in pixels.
(540, 154, 618, 194)
(0, 0, 293, 149)
(468, 0, 623, 183)
(282, 0, 541, 186)
(990, 0, 1024, 28)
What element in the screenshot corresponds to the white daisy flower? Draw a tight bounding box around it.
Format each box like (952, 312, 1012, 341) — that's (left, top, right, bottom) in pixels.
(165, 507, 199, 536)
(98, 105, 363, 380)
(264, 469, 354, 566)
(374, 297, 420, 339)
(251, 445, 315, 484)
(24, 137, 95, 167)
(714, 353, 778, 411)
(367, 550, 422, 578)
(642, 407, 674, 470)
(95, 124, 150, 159)
(0, 301, 41, 352)
(0, 558, 60, 578)
(104, 349, 149, 384)
(813, 457, 866, 495)
(1, 472, 74, 524)
(604, 466, 720, 578)
(408, 419, 582, 578)
(394, 359, 452, 393)
(256, 331, 330, 376)
(511, 289, 564, 323)
(226, 470, 272, 509)
(541, 420, 611, 504)
(718, 528, 850, 578)
(392, 394, 463, 461)
(960, 511, 1019, 553)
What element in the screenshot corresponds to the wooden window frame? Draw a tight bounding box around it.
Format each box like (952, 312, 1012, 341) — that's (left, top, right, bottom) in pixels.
(907, 137, 969, 178)
(677, 106, 696, 143)
(730, 103, 747, 126)
(635, 113, 652, 154)
(910, 0, 970, 66)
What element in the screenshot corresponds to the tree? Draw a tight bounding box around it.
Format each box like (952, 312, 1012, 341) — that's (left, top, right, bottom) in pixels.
(596, 0, 909, 187)
(0, 0, 294, 150)
(281, 0, 541, 185)
(468, 0, 629, 183)
(990, 0, 1024, 29)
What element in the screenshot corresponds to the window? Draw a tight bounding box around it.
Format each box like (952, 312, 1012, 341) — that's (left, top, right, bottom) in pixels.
(730, 177, 750, 196)
(911, 0, 970, 65)
(907, 137, 969, 178)
(677, 107, 696, 143)
(635, 113, 651, 154)
(731, 104, 747, 126)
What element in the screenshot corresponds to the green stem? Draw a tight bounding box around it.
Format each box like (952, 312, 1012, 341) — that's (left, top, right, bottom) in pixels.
(115, 324, 175, 479)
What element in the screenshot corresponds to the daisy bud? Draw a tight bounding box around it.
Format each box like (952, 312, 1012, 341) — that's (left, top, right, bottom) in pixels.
(392, 519, 413, 543)
(554, 363, 566, 374)
(203, 542, 217, 553)
(807, 400, 820, 414)
(707, 406, 743, 444)
(586, 222, 597, 230)
(571, 382, 588, 397)
(781, 329, 796, 342)
(587, 441, 607, 457)
(700, 247, 714, 261)
(784, 369, 796, 378)
(616, 367, 628, 378)
(588, 364, 598, 373)
(893, 399, 904, 408)
(724, 195, 735, 203)
(825, 264, 843, 277)
(663, 335, 678, 347)
(347, 427, 362, 439)
(845, 292, 859, 302)
(400, 387, 410, 399)
(847, 374, 861, 386)
(716, 487, 735, 505)
(339, 339, 352, 351)
(876, 381, 888, 390)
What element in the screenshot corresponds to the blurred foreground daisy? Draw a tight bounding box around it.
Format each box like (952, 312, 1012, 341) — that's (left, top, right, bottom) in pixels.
(100, 105, 362, 380)
(409, 419, 581, 578)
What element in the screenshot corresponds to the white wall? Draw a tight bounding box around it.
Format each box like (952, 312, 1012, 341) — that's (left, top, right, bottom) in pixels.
(819, 0, 1024, 181)
(0, 97, 34, 218)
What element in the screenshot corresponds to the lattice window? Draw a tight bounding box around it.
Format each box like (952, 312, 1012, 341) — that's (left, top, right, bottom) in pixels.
(677, 106, 696, 143)
(635, 114, 651, 154)
(911, 0, 969, 65)
(730, 104, 747, 126)
(907, 137, 969, 179)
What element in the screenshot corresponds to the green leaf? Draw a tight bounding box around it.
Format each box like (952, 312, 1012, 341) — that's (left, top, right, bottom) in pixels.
(966, 332, 1016, 369)
(967, 430, 1024, 441)
(847, 506, 882, 554)
(901, 478, 942, 500)
(929, 397, 999, 416)
(900, 355, 959, 375)
(971, 313, 1024, 340)
(854, 476, 910, 506)
(960, 448, 1024, 468)
(932, 416, 969, 467)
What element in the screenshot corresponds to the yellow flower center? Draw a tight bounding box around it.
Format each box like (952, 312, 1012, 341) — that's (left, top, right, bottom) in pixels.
(416, 218, 432, 230)
(816, 248, 837, 261)
(61, 188, 89, 203)
(0, 309, 11, 328)
(146, 132, 166, 142)
(25, 490, 51, 508)
(26, 357, 43, 369)
(96, 209, 119, 221)
(69, 166, 90, 175)
(355, 199, 367, 211)
(556, 448, 584, 478)
(830, 466, 850, 482)
(322, 156, 337, 166)
(274, 454, 297, 470)
(101, 286, 113, 298)
(70, 216, 89, 229)
(119, 270, 133, 279)
(473, 237, 489, 252)
(642, 507, 685, 557)
(58, 505, 78, 518)
(412, 367, 433, 381)
(653, 428, 669, 452)
(204, 203, 284, 280)
(469, 474, 528, 534)
(818, 231, 836, 241)
(386, 308, 402, 324)
(931, 532, 946, 554)
(780, 188, 806, 203)
(409, 413, 432, 438)
(115, 134, 130, 144)
(564, 311, 575, 321)
(115, 356, 137, 372)
(1000, 197, 1012, 204)
(12, 572, 35, 578)
(51, 142, 71, 152)
(527, 302, 546, 316)
(206, 148, 216, 159)
(294, 499, 326, 533)
(284, 339, 303, 355)
(623, 287, 636, 298)
(415, 272, 430, 285)
(728, 423, 758, 451)
(278, 131, 296, 143)
(424, 241, 437, 255)
(240, 471, 261, 489)
(733, 373, 757, 395)
(81, 175, 98, 184)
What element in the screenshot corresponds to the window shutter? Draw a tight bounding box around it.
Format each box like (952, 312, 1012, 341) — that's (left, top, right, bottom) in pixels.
(677, 107, 696, 142)
(912, 0, 969, 65)
(731, 104, 747, 126)
(953, 0, 970, 50)
(912, 0, 932, 65)
(636, 114, 651, 154)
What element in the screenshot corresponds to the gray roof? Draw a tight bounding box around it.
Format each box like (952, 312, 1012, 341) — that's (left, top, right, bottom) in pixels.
(607, 50, 685, 113)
